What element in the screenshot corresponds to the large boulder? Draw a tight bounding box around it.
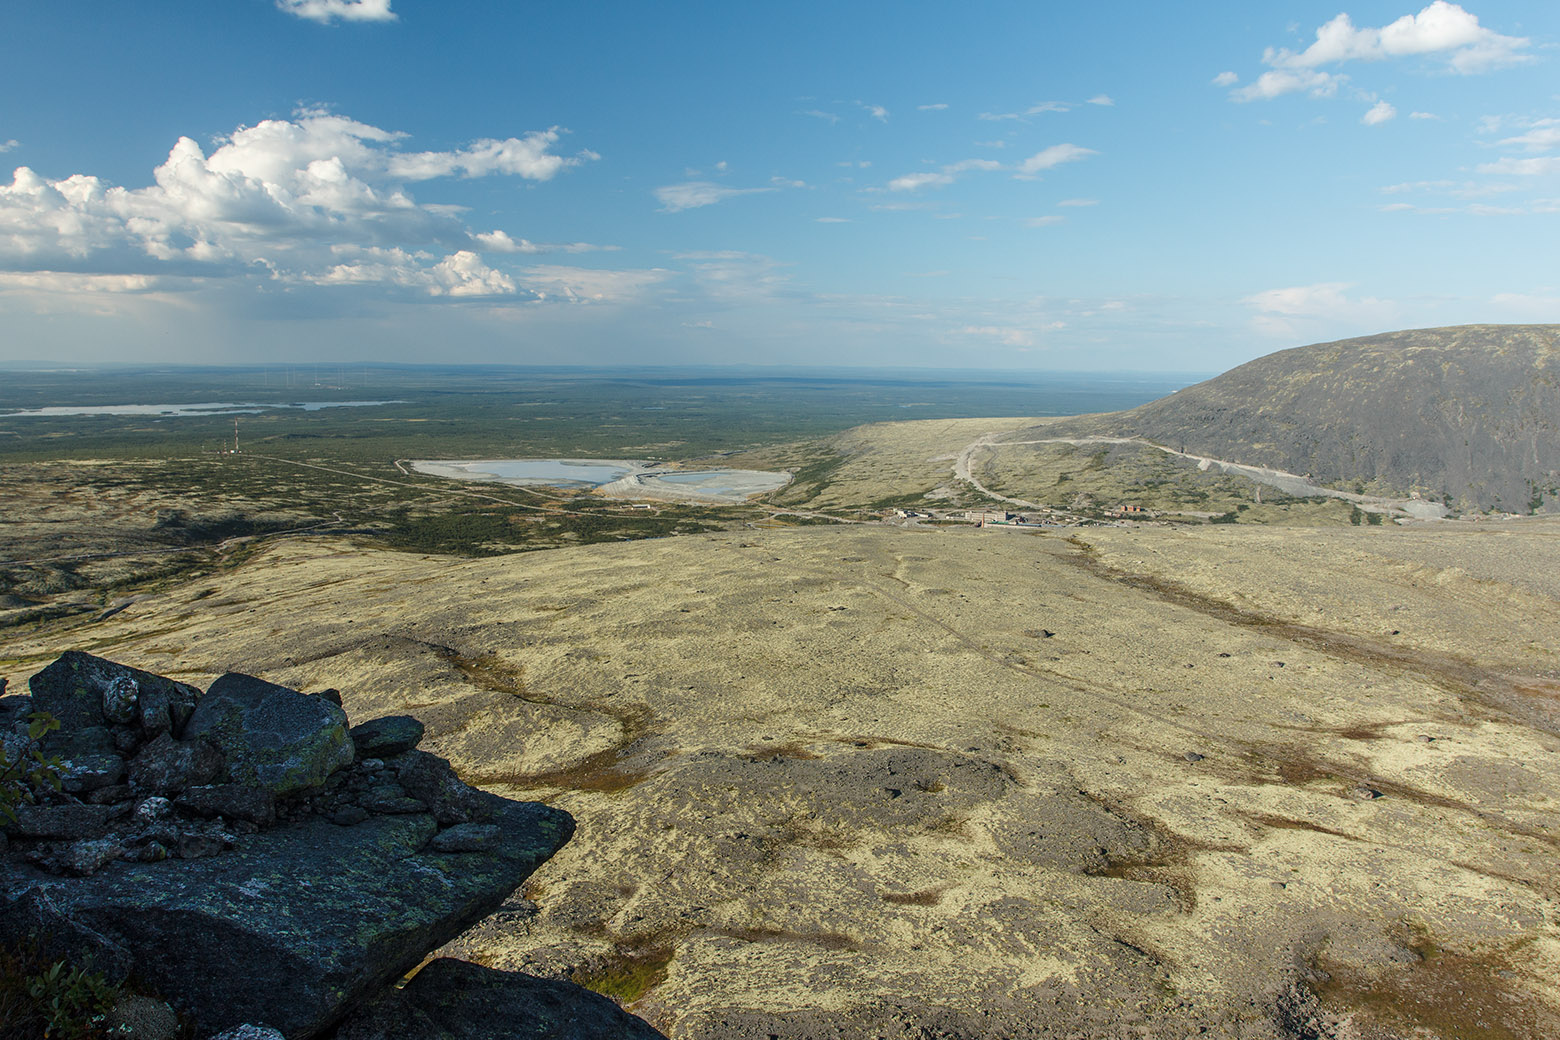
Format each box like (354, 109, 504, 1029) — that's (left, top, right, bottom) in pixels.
(183, 673, 354, 797)
(334, 957, 668, 1040)
(29, 650, 200, 742)
(2, 797, 573, 1038)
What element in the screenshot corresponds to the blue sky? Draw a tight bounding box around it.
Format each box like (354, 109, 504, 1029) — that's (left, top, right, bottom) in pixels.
(1, 1, 1556, 372)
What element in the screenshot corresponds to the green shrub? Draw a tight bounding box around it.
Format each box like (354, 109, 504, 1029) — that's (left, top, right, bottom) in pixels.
(1, 712, 63, 826)
(0, 940, 125, 1040)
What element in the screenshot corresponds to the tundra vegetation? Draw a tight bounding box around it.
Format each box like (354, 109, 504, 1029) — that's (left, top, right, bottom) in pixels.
(2, 349, 1558, 1038)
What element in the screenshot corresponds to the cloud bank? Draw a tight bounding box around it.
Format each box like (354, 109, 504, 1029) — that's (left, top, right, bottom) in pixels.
(0, 109, 598, 298)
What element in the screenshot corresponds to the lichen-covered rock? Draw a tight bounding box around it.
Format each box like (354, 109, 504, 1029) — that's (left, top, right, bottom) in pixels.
(128, 732, 223, 796)
(350, 715, 425, 759)
(7, 803, 121, 840)
(176, 784, 277, 826)
(386, 749, 489, 826)
(59, 751, 126, 794)
(1, 799, 574, 1039)
(183, 673, 354, 797)
(334, 958, 669, 1040)
(102, 675, 139, 724)
(28, 651, 200, 740)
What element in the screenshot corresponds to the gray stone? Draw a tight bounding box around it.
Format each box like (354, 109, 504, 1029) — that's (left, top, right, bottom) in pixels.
(209, 1027, 284, 1040)
(102, 675, 139, 724)
(359, 790, 428, 815)
(105, 994, 181, 1040)
(45, 724, 117, 764)
(331, 805, 369, 826)
(86, 784, 133, 806)
(429, 823, 502, 853)
(184, 673, 354, 797)
(334, 957, 668, 1040)
(388, 749, 489, 825)
(133, 796, 174, 824)
(128, 732, 223, 796)
(55, 837, 126, 877)
(176, 784, 277, 826)
(7, 802, 120, 840)
(59, 752, 126, 794)
(1, 798, 573, 1039)
(351, 715, 425, 759)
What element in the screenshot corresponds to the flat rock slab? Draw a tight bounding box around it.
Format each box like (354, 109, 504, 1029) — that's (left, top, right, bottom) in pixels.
(1, 798, 573, 1039)
(334, 957, 667, 1040)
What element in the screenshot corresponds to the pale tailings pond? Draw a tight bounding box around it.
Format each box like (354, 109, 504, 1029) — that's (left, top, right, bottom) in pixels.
(410, 458, 791, 504)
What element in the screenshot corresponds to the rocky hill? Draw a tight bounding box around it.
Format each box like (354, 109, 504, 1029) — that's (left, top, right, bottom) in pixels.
(1046, 324, 1560, 512)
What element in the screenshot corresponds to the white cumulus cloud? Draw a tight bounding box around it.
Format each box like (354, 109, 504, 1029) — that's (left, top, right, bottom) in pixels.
(0, 108, 596, 297)
(1016, 143, 1097, 176)
(1362, 100, 1397, 125)
(276, 0, 396, 23)
(887, 144, 1094, 192)
(1476, 156, 1560, 176)
(653, 181, 777, 212)
(1230, 3, 1529, 102)
(1497, 119, 1560, 152)
(1244, 282, 1396, 339)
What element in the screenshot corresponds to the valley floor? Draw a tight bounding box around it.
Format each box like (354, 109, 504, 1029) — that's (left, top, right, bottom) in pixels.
(4, 518, 1558, 1039)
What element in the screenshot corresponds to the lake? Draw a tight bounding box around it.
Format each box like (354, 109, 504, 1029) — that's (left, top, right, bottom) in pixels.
(410, 458, 791, 503)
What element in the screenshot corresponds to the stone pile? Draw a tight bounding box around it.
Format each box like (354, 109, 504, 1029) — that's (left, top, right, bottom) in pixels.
(0, 651, 594, 1039)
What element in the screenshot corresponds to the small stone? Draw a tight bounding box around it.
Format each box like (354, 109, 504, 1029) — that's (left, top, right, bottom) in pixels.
(102, 675, 139, 724)
(1350, 784, 1383, 800)
(56, 837, 126, 876)
(59, 752, 126, 794)
(361, 758, 384, 772)
(176, 831, 228, 859)
(134, 796, 174, 824)
(87, 784, 134, 805)
(388, 750, 490, 825)
(105, 994, 181, 1040)
(331, 805, 370, 826)
(1184, 752, 1205, 763)
(1415, 734, 1435, 743)
(351, 716, 425, 759)
(210, 1026, 286, 1040)
(428, 823, 502, 853)
(360, 790, 430, 815)
(129, 732, 224, 796)
(137, 841, 170, 862)
(1270, 881, 1287, 891)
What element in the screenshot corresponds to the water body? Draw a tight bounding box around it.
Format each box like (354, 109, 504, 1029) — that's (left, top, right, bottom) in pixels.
(412, 458, 641, 487)
(1, 401, 400, 417)
(411, 458, 791, 503)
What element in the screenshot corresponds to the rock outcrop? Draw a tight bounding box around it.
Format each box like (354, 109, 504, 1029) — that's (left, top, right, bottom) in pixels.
(0, 652, 578, 1039)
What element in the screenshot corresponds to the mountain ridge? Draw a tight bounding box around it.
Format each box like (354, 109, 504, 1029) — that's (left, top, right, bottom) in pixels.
(1036, 324, 1560, 512)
